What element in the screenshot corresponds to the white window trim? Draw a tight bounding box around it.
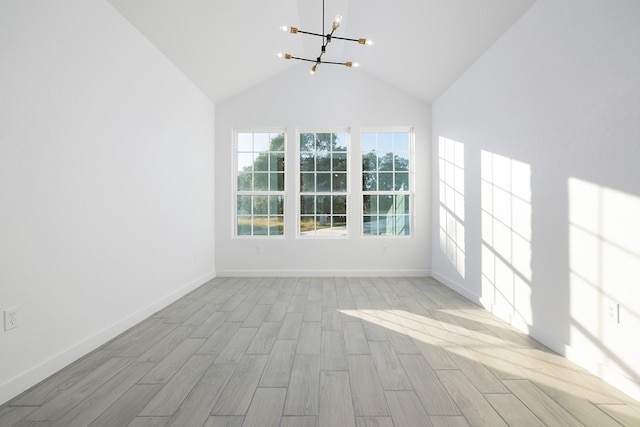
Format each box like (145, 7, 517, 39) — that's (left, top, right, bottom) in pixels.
(296, 128, 351, 239)
(233, 128, 287, 239)
(360, 127, 415, 238)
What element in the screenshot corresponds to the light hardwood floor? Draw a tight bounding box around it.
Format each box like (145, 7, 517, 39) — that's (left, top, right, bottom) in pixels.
(1, 277, 639, 426)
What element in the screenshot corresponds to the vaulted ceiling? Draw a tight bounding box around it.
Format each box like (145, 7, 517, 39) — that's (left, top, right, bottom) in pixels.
(107, 0, 535, 104)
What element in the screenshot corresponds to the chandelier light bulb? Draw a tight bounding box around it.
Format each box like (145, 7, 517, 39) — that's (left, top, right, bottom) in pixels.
(310, 65, 317, 74)
(332, 15, 342, 30)
(280, 25, 289, 32)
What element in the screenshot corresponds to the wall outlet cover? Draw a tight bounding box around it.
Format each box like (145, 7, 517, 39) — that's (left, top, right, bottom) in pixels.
(4, 307, 19, 331)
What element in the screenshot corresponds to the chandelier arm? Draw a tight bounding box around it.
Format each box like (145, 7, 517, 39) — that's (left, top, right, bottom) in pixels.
(320, 60, 349, 65)
(330, 36, 363, 43)
(288, 56, 351, 66)
(295, 29, 325, 38)
(290, 56, 319, 63)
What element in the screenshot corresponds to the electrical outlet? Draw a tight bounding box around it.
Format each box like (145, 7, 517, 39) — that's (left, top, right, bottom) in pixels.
(4, 307, 19, 331)
(605, 302, 619, 324)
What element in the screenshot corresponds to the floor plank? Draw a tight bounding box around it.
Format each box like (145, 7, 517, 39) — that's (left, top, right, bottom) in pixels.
(502, 379, 585, 427)
(484, 393, 545, 426)
(242, 388, 286, 427)
(281, 415, 317, 427)
(189, 311, 229, 339)
(2, 277, 639, 427)
(139, 338, 205, 384)
(284, 354, 320, 416)
(140, 355, 214, 416)
(197, 321, 241, 355)
(127, 416, 170, 427)
(399, 354, 460, 416)
(7, 349, 119, 407)
(23, 357, 133, 422)
(54, 362, 155, 426)
(203, 415, 244, 427)
(214, 327, 258, 364)
(278, 312, 304, 340)
(437, 370, 508, 427)
(245, 321, 281, 355)
(211, 354, 268, 416)
(0, 406, 37, 426)
(258, 340, 297, 387)
(89, 384, 162, 427)
(241, 304, 271, 328)
(429, 415, 470, 427)
(598, 404, 640, 426)
(319, 371, 355, 427)
(348, 355, 388, 417)
(297, 321, 322, 355)
(165, 363, 235, 427)
(384, 390, 430, 427)
(368, 341, 412, 390)
(321, 330, 348, 370)
(355, 417, 394, 427)
(343, 321, 371, 355)
(138, 326, 196, 363)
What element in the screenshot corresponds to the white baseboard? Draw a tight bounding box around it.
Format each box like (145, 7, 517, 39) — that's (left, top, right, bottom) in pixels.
(559, 337, 640, 402)
(0, 272, 215, 406)
(216, 269, 431, 277)
(430, 271, 481, 305)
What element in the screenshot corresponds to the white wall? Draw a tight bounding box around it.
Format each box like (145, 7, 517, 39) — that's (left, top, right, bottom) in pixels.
(216, 64, 430, 276)
(432, 0, 640, 400)
(0, 0, 215, 404)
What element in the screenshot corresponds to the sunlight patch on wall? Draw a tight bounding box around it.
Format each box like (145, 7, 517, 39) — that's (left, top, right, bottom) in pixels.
(568, 178, 640, 381)
(481, 151, 532, 327)
(438, 137, 465, 277)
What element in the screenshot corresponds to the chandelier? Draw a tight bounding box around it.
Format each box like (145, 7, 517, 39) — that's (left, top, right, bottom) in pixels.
(277, 0, 373, 74)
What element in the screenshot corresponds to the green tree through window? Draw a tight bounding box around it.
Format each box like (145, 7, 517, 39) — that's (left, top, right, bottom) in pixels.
(236, 131, 285, 236)
(362, 131, 412, 236)
(299, 131, 348, 236)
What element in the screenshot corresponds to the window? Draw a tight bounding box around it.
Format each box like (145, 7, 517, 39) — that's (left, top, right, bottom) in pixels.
(362, 130, 412, 236)
(299, 131, 348, 236)
(235, 131, 285, 236)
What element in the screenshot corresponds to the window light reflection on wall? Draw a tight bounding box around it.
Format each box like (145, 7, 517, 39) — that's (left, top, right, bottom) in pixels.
(439, 137, 465, 277)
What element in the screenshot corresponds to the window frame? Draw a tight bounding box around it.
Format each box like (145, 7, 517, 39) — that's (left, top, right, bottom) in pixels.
(296, 128, 351, 238)
(360, 127, 414, 237)
(233, 129, 287, 238)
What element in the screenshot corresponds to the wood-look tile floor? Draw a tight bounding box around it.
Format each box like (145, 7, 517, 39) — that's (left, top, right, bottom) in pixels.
(2, 277, 640, 426)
